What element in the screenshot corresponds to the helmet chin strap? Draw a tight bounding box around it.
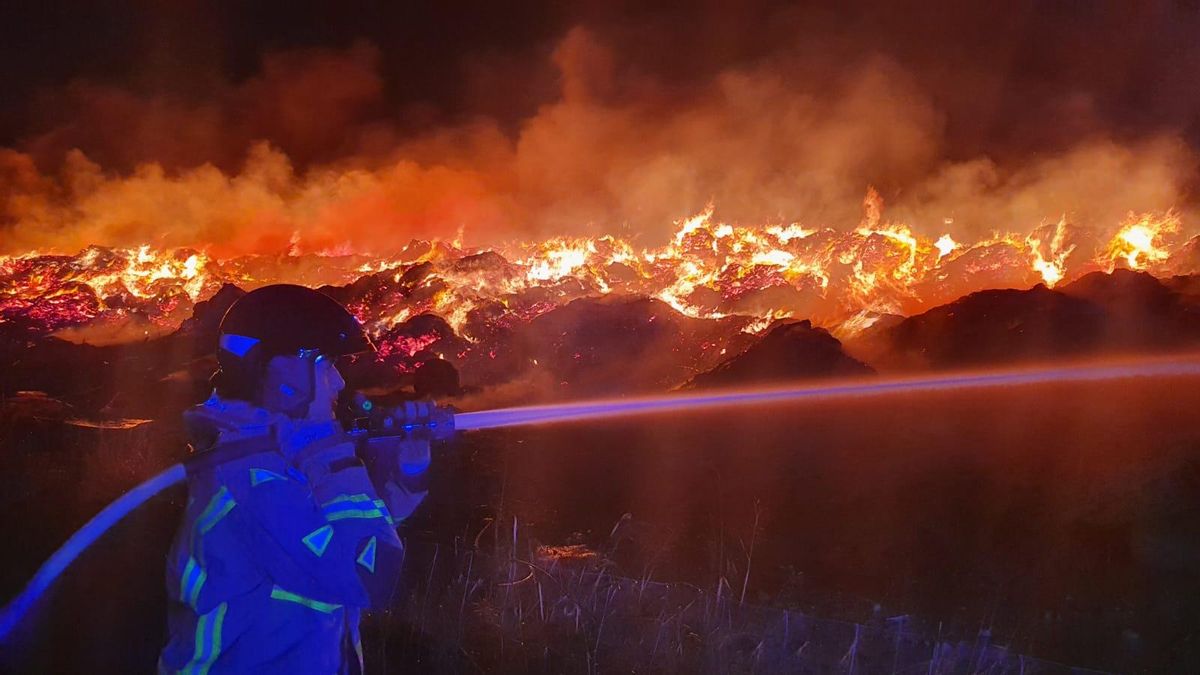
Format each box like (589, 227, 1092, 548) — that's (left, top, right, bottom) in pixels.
(259, 350, 324, 419)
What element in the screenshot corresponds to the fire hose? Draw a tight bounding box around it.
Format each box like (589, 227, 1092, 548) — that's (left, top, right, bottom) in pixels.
(3, 356, 1200, 642)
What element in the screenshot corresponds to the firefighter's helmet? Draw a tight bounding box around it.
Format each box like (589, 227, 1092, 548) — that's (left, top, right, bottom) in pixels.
(214, 284, 373, 400)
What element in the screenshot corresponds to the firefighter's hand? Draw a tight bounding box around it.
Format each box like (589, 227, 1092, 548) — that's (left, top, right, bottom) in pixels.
(363, 436, 431, 476)
(388, 400, 437, 426)
(361, 436, 431, 523)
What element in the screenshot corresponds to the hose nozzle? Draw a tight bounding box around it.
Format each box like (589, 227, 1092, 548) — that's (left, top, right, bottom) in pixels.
(349, 393, 456, 441)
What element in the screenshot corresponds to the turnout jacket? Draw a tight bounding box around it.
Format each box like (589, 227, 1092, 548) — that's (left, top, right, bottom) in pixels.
(159, 396, 429, 674)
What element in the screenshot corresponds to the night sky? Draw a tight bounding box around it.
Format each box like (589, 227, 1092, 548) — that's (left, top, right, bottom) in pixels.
(4, 2, 1199, 163)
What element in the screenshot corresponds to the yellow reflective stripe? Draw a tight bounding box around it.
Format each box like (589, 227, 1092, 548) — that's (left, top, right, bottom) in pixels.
(180, 557, 206, 609)
(190, 569, 207, 608)
(190, 487, 238, 564)
(320, 493, 373, 508)
(325, 508, 386, 522)
(181, 602, 227, 675)
(356, 536, 377, 573)
(196, 487, 235, 530)
(270, 585, 343, 614)
(249, 467, 286, 486)
(197, 493, 236, 535)
(372, 499, 395, 524)
(180, 557, 196, 603)
(302, 524, 334, 556)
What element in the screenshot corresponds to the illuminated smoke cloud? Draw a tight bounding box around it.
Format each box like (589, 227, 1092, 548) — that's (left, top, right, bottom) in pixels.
(1, 17, 1197, 256)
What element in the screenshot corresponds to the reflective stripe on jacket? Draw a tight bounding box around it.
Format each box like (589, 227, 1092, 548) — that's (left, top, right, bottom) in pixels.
(160, 414, 420, 674)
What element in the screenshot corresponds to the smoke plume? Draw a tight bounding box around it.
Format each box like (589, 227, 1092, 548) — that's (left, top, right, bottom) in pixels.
(2, 9, 1198, 256)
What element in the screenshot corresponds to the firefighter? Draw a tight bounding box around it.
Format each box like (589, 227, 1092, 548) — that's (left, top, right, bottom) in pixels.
(159, 284, 429, 674)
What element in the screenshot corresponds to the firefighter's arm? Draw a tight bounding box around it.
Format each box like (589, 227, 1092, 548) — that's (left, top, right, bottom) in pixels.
(229, 443, 405, 609)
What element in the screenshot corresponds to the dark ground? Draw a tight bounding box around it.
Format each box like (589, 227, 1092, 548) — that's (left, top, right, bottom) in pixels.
(2, 363, 1200, 672)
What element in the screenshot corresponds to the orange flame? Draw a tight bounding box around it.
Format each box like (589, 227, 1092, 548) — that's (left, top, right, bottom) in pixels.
(1102, 212, 1181, 271)
(3, 191, 1197, 342)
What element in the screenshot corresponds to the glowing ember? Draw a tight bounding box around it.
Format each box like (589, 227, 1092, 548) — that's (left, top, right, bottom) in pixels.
(2, 191, 1197, 342)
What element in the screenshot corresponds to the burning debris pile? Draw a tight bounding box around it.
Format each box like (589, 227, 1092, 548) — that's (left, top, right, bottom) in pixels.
(3, 193, 1196, 339)
(4, 192, 1200, 416)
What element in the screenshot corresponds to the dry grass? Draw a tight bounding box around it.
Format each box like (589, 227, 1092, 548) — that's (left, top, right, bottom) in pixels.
(370, 516, 1107, 674)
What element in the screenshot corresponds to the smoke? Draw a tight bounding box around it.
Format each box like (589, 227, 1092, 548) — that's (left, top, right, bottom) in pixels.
(890, 137, 1195, 238)
(21, 42, 385, 172)
(1, 22, 1197, 256)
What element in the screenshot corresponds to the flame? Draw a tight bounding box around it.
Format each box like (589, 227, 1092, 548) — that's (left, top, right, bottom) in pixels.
(383, 306, 412, 327)
(1102, 211, 1181, 271)
(3, 190, 1196, 348)
(934, 234, 958, 260)
(434, 289, 476, 336)
(521, 238, 596, 282)
(837, 310, 883, 336)
(1026, 217, 1075, 287)
(766, 224, 815, 244)
(672, 203, 717, 246)
(65, 245, 212, 302)
(742, 316, 775, 334)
